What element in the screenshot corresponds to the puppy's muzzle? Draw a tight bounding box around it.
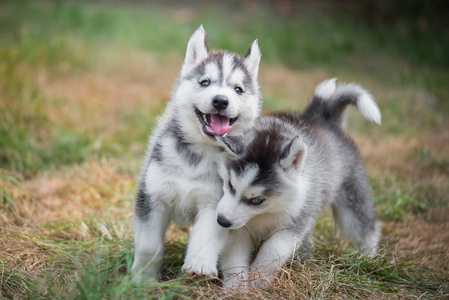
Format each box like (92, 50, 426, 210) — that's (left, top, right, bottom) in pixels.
(212, 95, 228, 111)
(217, 214, 232, 228)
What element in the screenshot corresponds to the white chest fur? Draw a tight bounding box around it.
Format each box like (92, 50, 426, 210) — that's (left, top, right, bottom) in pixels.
(144, 145, 223, 225)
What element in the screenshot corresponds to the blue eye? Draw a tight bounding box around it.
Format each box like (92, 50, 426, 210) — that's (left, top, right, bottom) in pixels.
(249, 197, 264, 205)
(234, 86, 243, 95)
(200, 79, 210, 87)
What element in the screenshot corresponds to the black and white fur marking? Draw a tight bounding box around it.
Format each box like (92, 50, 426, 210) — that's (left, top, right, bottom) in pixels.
(216, 79, 381, 288)
(131, 25, 262, 280)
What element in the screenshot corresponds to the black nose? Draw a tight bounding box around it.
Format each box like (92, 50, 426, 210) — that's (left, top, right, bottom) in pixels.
(217, 215, 232, 228)
(212, 95, 229, 111)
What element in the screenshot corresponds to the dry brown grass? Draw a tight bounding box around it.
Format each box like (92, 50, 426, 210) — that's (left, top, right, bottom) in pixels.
(2, 159, 133, 228)
(384, 220, 449, 274)
(34, 49, 177, 137)
(357, 125, 449, 181)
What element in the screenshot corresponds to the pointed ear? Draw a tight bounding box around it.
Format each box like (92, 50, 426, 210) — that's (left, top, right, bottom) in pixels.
(279, 136, 307, 173)
(216, 135, 247, 157)
(181, 25, 208, 77)
(244, 39, 261, 78)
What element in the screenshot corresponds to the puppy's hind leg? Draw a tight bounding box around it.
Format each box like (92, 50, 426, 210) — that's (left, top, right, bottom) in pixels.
(131, 189, 170, 281)
(332, 176, 380, 256)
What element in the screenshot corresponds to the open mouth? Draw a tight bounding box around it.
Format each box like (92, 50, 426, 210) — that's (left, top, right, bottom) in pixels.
(195, 107, 238, 137)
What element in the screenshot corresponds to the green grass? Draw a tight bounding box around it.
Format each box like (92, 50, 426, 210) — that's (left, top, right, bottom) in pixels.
(3, 229, 447, 299)
(1, 0, 448, 299)
(372, 173, 433, 222)
(0, 37, 162, 175)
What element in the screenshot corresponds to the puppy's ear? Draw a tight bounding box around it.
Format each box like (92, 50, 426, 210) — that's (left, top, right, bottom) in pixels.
(244, 39, 261, 78)
(181, 25, 208, 77)
(216, 135, 247, 157)
(279, 136, 307, 173)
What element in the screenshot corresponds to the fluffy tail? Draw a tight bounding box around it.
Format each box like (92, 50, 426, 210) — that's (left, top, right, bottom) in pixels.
(303, 78, 381, 127)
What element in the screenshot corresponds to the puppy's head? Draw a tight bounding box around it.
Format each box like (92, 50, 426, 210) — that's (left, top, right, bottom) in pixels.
(215, 127, 308, 230)
(173, 26, 261, 143)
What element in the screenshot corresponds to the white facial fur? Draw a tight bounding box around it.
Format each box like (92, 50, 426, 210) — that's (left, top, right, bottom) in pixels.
(173, 26, 261, 145)
(175, 59, 260, 144)
(216, 165, 306, 231)
(216, 135, 309, 232)
(217, 165, 264, 229)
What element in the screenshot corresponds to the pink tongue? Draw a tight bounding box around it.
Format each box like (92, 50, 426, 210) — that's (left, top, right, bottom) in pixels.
(210, 114, 231, 135)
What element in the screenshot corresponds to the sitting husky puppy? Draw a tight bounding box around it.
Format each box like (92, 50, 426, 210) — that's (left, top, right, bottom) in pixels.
(216, 79, 381, 287)
(131, 26, 262, 280)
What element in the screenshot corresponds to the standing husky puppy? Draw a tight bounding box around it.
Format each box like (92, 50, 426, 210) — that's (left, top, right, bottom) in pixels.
(131, 26, 261, 280)
(216, 79, 381, 287)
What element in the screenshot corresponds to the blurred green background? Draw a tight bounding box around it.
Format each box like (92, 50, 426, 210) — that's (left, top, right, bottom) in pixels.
(1, 0, 448, 174)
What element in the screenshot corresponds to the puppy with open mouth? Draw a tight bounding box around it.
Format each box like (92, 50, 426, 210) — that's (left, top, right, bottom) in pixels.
(131, 25, 261, 281)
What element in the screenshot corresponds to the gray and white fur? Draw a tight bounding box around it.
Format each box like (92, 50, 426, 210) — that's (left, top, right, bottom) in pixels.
(216, 78, 381, 288)
(131, 25, 262, 280)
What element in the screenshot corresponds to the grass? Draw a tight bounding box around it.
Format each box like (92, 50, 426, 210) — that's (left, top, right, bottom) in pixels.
(1, 0, 448, 299)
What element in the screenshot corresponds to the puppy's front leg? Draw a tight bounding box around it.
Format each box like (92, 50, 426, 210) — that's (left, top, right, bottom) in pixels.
(182, 205, 229, 277)
(249, 229, 304, 287)
(131, 199, 170, 281)
(221, 230, 253, 289)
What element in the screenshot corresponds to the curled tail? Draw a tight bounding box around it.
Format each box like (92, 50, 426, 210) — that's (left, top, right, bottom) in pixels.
(303, 78, 381, 127)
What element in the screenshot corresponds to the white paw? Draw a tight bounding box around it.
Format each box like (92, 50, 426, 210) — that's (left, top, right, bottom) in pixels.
(182, 258, 218, 278)
(246, 276, 270, 289)
(131, 261, 160, 282)
(222, 268, 249, 289)
(131, 252, 163, 282)
(247, 268, 272, 288)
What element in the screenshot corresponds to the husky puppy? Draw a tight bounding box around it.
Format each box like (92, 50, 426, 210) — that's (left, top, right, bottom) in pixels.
(131, 26, 262, 280)
(216, 79, 381, 287)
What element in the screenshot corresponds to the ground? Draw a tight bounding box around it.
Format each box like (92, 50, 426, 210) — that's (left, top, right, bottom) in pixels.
(1, 1, 448, 299)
